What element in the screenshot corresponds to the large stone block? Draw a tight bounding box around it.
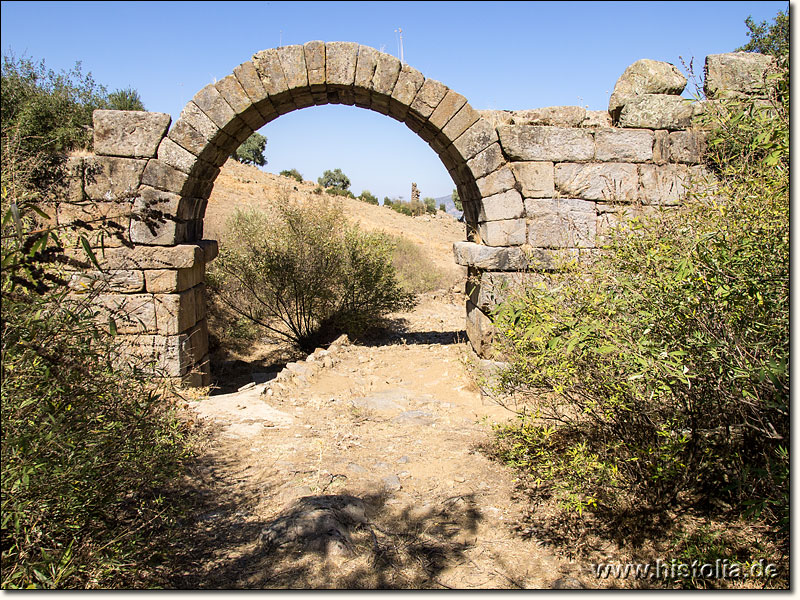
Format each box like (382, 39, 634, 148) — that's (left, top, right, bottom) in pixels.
(608, 59, 686, 119)
(638, 163, 692, 205)
(451, 116, 497, 161)
(325, 41, 359, 88)
(157, 137, 203, 175)
(668, 130, 707, 163)
(191, 83, 241, 137)
(409, 78, 448, 119)
(510, 162, 554, 198)
(167, 118, 215, 159)
(466, 301, 495, 357)
(477, 218, 527, 246)
(618, 94, 697, 130)
(478, 189, 524, 222)
(252, 48, 290, 97)
(497, 125, 594, 162)
(65, 244, 203, 270)
(581, 110, 612, 128)
(93, 110, 171, 158)
(197, 239, 219, 262)
(554, 162, 638, 202)
(144, 262, 204, 293)
(177, 102, 234, 150)
(511, 106, 586, 127)
(215, 75, 264, 131)
(452, 241, 530, 270)
(469, 271, 537, 312)
(428, 89, 468, 131)
(476, 166, 516, 197)
(304, 41, 326, 90)
(704, 52, 775, 98)
(68, 269, 145, 294)
(390, 65, 424, 116)
(83, 156, 146, 201)
(96, 293, 158, 334)
(277, 45, 309, 91)
(141, 159, 197, 196)
(441, 102, 480, 142)
(354, 45, 379, 107)
(154, 288, 198, 335)
(594, 128, 654, 162)
(129, 210, 188, 246)
(525, 198, 596, 248)
(467, 143, 506, 180)
(371, 52, 402, 99)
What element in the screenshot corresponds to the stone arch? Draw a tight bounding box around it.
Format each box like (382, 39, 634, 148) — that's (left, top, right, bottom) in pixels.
(141, 41, 506, 244)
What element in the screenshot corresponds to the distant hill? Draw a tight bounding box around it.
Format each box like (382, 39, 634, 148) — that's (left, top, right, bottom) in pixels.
(433, 194, 463, 219)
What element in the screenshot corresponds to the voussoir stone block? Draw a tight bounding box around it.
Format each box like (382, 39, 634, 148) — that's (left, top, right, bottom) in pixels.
(93, 110, 171, 158)
(476, 165, 516, 197)
(478, 218, 527, 247)
(304, 41, 326, 89)
(429, 89, 468, 131)
(442, 102, 480, 142)
(141, 159, 195, 195)
(83, 156, 147, 201)
(467, 143, 506, 180)
(525, 198, 597, 248)
(157, 137, 201, 174)
(619, 94, 697, 130)
(704, 52, 776, 98)
(409, 78, 448, 119)
(594, 128, 654, 162)
(197, 239, 219, 263)
(452, 118, 498, 162)
(555, 162, 638, 202)
(192, 83, 241, 136)
(354, 45, 379, 106)
(478, 189, 524, 222)
(452, 241, 530, 271)
(608, 59, 686, 119)
(371, 52, 402, 97)
(253, 48, 290, 97)
(510, 162, 554, 198)
(391, 65, 424, 110)
(277, 45, 309, 90)
(325, 41, 359, 87)
(498, 125, 594, 162)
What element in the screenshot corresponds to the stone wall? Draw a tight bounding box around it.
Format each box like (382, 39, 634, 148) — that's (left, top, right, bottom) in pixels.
(60, 46, 774, 384)
(456, 52, 775, 357)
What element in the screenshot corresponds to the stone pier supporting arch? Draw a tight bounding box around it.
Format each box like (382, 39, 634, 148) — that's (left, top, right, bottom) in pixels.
(63, 44, 767, 385)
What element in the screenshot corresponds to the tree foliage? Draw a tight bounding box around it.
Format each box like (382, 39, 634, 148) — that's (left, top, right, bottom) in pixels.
(317, 168, 350, 191)
(231, 132, 267, 166)
(451, 188, 462, 211)
(106, 87, 145, 111)
(736, 5, 789, 57)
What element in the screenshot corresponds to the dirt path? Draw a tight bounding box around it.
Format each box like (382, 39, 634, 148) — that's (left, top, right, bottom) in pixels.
(171, 294, 591, 589)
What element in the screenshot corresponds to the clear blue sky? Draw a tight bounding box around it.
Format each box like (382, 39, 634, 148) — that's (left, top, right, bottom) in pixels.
(1, 1, 787, 201)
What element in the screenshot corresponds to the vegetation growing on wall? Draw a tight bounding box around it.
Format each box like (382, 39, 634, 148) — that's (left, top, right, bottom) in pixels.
(489, 14, 788, 586)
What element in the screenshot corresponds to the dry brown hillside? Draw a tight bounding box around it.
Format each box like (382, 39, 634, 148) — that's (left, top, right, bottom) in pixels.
(204, 160, 466, 285)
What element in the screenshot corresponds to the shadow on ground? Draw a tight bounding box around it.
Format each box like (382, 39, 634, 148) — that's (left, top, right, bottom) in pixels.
(150, 448, 487, 589)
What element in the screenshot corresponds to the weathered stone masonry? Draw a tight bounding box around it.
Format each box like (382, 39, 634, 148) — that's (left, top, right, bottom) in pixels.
(60, 45, 773, 384)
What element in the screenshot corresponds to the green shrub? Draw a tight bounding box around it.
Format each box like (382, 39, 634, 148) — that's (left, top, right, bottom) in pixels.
(492, 61, 788, 535)
(325, 187, 355, 199)
(206, 201, 414, 351)
(1, 125, 193, 588)
(358, 189, 379, 205)
(279, 168, 303, 182)
(423, 197, 436, 214)
(106, 87, 145, 111)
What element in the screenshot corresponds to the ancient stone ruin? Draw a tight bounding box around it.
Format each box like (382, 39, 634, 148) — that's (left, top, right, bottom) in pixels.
(58, 44, 775, 385)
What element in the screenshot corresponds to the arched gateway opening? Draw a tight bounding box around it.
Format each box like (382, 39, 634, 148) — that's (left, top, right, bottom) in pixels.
(85, 41, 511, 386)
(78, 43, 710, 385)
